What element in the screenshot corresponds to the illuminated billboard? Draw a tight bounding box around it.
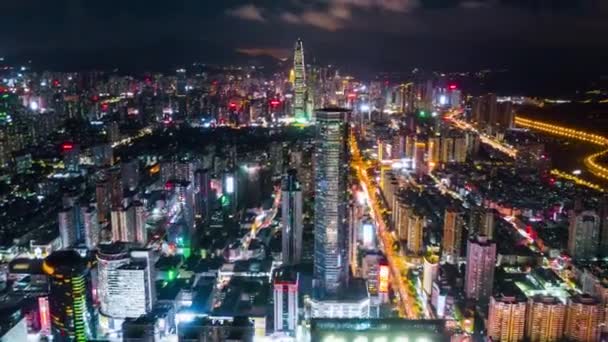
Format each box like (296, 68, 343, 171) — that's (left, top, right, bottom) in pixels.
(225, 176, 235, 194)
(379, 263, 389, 293)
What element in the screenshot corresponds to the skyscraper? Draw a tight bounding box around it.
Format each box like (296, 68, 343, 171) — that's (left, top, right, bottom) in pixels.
(442, 207, 463, 263)
(293, 39, 307, 121)
(313, 108, 349, 298)
(273, 269, 298, 335)
(97, 243, 131, 318)
(282, 169, 303, 265)
(526, 295, 566, 342)
(464, 235, 496, 302)
(43, 250, 95, 342)
(565, 294, 601, 342)
(568, 210, 600, 260)
(488, 292, 527, 342)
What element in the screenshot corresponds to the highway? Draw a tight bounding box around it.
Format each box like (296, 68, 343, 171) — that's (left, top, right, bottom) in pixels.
(514, 116, 608, 183)
(350, 132, 422, 319)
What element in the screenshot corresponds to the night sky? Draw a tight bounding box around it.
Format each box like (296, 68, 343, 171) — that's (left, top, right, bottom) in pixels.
(2, 0, 608, 72)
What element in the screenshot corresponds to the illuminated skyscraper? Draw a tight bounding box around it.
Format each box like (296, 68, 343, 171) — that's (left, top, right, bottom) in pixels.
(274, 269, 298, 335)
(293, 39, 307, 121)
(43, 250, 95, 342)
(526, 295, 566, 342)
(442, 207, 463, 264)
(465, 235, 496, 302)
(313, 108, 349, 298)
(565, 294, 601, 342)
(407, 211, 424, 255)
(488, 292, 527, 342)
(282, 169, 303, 265)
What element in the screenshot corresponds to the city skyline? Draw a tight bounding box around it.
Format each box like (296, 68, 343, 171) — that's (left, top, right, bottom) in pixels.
(2, 1, 608, 73)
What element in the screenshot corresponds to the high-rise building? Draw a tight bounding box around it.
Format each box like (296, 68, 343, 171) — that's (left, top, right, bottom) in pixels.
(81, 206, 99, 250)
(313, 108, 350, 298)
(568, 210, 600, 260)
(413, 142, 426, 176)
(121, 159, 140, 191)
(273, 269, 298, 335)
(395, 196, 411, 242)
(97, 243, 131, 318)
(62, 142, 80, 173)
(133, 201, 147, 245)
(58, 209, 76, 249)
(482, 208, 496, 239)
(465, 235, 496, 302)
(526, 295, 566, 342)
(96, 179, 111, 224)
(108, 167, 124, 208)
(43, 250, 95, 341)
(488, 292, 527, 342)
(194, 169, 212, 220)
(282, 169, 303, 265)
(406, 211, 424, 255)
(442, 207, 463, 264)
(293, 39, 307, 121)
(130, 249, 157, 313)
(565, 294, 601, 342)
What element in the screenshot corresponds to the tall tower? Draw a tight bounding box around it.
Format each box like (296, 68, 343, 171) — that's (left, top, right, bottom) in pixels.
(274, 269, 299, 335)
(282, 169, 303, 265)
(43, 250, 95, 342)
(293, 39, 307, 122)
(313, 108, 350, 299)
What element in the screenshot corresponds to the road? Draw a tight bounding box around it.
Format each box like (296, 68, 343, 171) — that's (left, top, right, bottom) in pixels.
(350, 132, 422, 319)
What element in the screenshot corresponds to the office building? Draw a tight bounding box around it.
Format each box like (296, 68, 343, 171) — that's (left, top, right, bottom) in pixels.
(568, 210, 600, 260)
(442, 207, 463, 263)
(43, 250, 95, 341)
(273, 269, 298, 335)
(194, 169, 212, 220)
(565, 294, 601, 342)
(282, 169, 303, 265)
(313, 108, 350, 298)
(465, 235, 496, 301)
(488, 292, 527, 342)
(395, 197, 411, 241)
(526, 295, 566, 342)
(96, 179, 111, 224)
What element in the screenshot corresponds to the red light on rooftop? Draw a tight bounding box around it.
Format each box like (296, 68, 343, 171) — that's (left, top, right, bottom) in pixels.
(449, 84, 457, 90)
(62, 143, 74, 151)
(52, 80, 60, 87)
(229, 102, 237, 108)
(270, 99, 280, 106)
(101, 103, 109, 111)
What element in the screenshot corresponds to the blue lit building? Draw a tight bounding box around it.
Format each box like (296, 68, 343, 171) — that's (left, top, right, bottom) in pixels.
(313, 108, 350, 299)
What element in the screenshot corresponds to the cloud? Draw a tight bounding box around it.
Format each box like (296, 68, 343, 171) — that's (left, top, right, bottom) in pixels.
(236, 47, 290, 60)
(333, 0, 418, 13)
(226, 4, 265, 22)
(280, 12, 302, 24)
(301, 11, 344, 31)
